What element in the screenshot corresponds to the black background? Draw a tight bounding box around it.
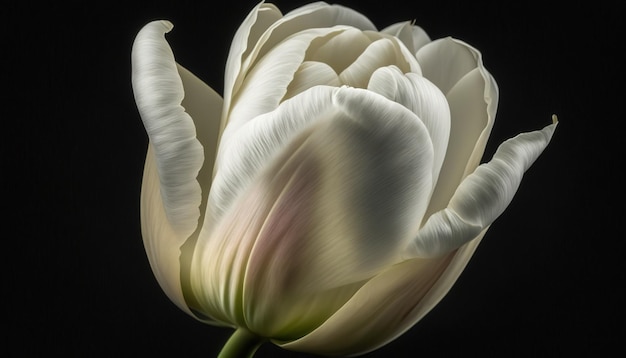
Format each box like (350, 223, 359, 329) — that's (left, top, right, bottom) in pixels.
(5, 0, 623, 356)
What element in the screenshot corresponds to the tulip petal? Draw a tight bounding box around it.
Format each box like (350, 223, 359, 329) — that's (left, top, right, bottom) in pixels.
(416, 37, 483, 95)
(368, 66, 450, 192)
(132, 20, 204, 240)
(417, 38, 499, 216)
(283, 61, 341, 100)
(257, 1, 377, 61)
(241, 88, 434, 336)
(215, 26, 350, 205)
(381, 21, 432, 54)
(223, 2, 283, 126)
(132, 21, 225, 320)
(339, 38, 406, 88)
(381, 21, 417, 53)
(410, 118, 558, 257)
(193, 86, 435, 337)
(306, 28, 372, 74)
(231, 1, 377, 110)
(278, 233, 485, 355)
(279, 117, 557, 355)
(140, 146, 194, 315)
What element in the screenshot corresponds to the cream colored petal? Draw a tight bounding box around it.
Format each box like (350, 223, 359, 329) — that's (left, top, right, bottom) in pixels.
(339, 38, 399, 87)
(364, 30, 422, 75)
(283, 61, 341, 100)
(215, 26, 349, 207)
(192, 86, 435, 338)
(140, 145, 193, 316)
(132, 21, 225, 323)
(175, 64, 223, 213)
(239, 87, 434, 338)
(411, 118, 558, 257)
(368, 66, 450, 192)
(306, 27, 372, 74)
(410, 25, 432, 52)
(381, 21, 417, 53)
(416, 37, 482, 94)
(419, 39, 499, 216)
(277, 251, 462, 355)
(223, 2, 282, 126)
(236, 2, 377, 99)
(131, 20, 203, 240)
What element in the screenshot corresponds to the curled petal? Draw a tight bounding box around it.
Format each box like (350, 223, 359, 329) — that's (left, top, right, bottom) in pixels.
(131, 20, 204, 240)
(132, 20, 225, 320)
(410, 118, 558, 257)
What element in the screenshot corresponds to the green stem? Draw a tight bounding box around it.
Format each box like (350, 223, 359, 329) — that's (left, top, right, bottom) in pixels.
(218, 328, 265, 358)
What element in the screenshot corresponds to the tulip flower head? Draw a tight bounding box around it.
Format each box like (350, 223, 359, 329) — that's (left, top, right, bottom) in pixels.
(131, 1, 557, 356)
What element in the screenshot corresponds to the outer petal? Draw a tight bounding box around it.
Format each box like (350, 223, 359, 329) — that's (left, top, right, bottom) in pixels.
(278, 120, 557, 357)
(417, 38, 499, 215)
(140, 146, 192, 315)
(278, 231, 486, 355)
(191, 87, 435, 337)
(132, 21, 224, 318)
(132, 20, 204, 239)
(410, 118, 558, 257)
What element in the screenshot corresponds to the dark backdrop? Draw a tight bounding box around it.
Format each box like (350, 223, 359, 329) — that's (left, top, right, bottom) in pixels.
(5, 0, 623, 356)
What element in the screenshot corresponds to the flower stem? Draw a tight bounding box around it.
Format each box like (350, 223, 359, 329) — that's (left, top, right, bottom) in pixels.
(218, 328, 265, 358)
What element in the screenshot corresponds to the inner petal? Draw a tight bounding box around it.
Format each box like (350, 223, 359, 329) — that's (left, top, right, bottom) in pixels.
(339, 38, 400, 88)
(283, 61, 340, 101)
(305, 27, 372, 74)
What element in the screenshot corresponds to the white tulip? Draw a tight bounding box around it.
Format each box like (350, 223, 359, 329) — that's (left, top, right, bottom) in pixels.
(131, 2, 557, 356)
